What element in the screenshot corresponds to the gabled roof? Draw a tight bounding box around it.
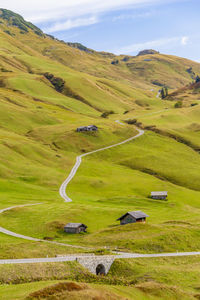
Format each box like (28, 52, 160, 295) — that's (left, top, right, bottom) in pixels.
(117, 211, 149, 221)
(87, 125, 97, 128)
(64, 223, 87, 229)
(77, 125, 98, 130)
(151, 191, 168, 196)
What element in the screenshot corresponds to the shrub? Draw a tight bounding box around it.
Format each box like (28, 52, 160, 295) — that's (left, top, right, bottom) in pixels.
(152, 80, 164, 87)
(125, 119, 137, 125)
(101, 111, 114, 118)
(122, 56, 130, 62)
(0, 67, 12, 73)
(111, 60, 119, 65)
(174, 101, 183, 108)
(196, 75, 200, 83)
(191, 103, 198, 107)
(3, 30, 14, 36)
(44, 73, 65, 93)
(43, 237, 54, 241)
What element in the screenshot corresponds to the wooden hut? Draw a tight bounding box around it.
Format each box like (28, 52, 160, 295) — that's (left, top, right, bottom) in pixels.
(77, 125, 98, 132)
(151, 191, 168, 200)
(117, 211, 149, 225)
(64, 223, 87, 234)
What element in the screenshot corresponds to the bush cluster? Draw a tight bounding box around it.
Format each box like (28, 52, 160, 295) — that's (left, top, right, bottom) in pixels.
(111, 60, 119, 65)
(44, 73, 65, 93)
(125, 119, 137, 125)
(174, 101, 183, 108)
(196, 75, 200, 83)
(101, 110, 114, 118)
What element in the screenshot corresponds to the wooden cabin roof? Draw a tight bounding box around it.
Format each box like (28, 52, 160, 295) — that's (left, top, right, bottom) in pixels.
(77, 125, 97, 130)
(117, 211, 149, 221)
(88, 125, 97, 128)
(64, 223, 87, 229)
(151, 191, 168, 196)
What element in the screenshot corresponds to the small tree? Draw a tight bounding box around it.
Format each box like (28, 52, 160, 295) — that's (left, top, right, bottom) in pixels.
(160, 88, 165, 99)
(101, 110, 114, 118)
(196, 75, 200, 83)
(160, 87, 168, 99)
(164, 87, 168, 97)
(44, 73, 65, 93)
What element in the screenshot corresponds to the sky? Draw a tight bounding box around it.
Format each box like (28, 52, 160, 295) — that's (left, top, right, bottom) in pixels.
(1, 0, 200, 61)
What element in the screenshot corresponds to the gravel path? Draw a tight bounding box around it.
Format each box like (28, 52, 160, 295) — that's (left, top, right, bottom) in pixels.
(1, 251, 200, 265)
(0, 204, 90, 249)
(0, 204, 42, 242)
(1, 122, 198, 264)
(59, 128, 144, 202)
(0, 127, 144, 248)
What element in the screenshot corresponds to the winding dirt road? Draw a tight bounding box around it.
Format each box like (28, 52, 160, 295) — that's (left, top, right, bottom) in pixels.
(0, 204, 89, 249)
(1, 125, 200, 265)
(59, 128, 144, 202)
(0, 127, 144, 247)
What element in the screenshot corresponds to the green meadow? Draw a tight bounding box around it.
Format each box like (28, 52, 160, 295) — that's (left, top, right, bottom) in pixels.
(0, 280, 157, 300)
(1, 8, 200, 299)
(0, 256, 199, 299)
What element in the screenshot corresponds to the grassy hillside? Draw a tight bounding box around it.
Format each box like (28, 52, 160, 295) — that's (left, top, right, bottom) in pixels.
(0, 257, 199, 299)
(1, 8, 200, 300)
(0, 280, 157, 300)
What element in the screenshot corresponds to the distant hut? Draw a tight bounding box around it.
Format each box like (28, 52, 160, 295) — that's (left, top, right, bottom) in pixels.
(77, 125, 98, 132)
(151, 191, 168, 200)
(64, 223, 87, 234)
(117, 211, 149, 225)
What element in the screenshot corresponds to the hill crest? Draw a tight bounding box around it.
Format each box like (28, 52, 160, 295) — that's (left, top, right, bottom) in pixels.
(0, 8, 44, 36)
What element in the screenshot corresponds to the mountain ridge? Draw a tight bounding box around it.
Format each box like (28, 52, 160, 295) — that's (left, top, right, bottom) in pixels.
(0, 8, 200, 91)
(0, 8, 43, 36)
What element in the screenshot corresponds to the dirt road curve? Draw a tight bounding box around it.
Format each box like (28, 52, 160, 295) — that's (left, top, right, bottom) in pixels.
(0, 128, 144, 247)
(59, 128, 144, 202)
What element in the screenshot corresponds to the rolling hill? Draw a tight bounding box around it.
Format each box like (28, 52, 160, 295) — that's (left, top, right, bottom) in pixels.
(1, 8, 200, 300)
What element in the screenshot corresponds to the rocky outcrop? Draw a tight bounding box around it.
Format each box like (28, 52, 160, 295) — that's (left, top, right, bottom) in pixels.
(137, 49, 159, 56)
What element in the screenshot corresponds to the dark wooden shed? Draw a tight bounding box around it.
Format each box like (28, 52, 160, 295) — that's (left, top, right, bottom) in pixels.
(64, 223, 87, 234)
(151, 191, 168, 200)
(117, 211, 149, 225)
(77, 125, 98, 132)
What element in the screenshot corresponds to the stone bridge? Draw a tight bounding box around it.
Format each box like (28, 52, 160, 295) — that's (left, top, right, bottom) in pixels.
(2, 252, 199, 275)
(77, 256, 115, 275)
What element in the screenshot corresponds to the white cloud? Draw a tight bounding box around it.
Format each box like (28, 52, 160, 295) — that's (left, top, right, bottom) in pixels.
(1, 0, 178, 23)
(45, 16, 98, 33)
(181, 36, 189, 45)
(112, 11, 153, 21)
(112, 36, 185, 55)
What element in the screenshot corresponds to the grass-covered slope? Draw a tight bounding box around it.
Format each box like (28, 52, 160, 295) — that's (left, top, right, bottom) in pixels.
(0, 257, 199, 299)
(1, 8, 200, 92)
(0, 8, 200, 254)
(0, 280, 156, 300)
(1, 7, 200, 300)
